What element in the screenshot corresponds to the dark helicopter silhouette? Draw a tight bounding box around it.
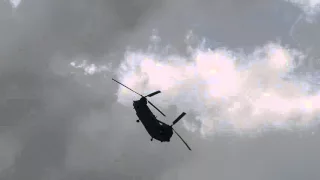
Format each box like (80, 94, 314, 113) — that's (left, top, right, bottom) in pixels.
(112, 78, 192, 151)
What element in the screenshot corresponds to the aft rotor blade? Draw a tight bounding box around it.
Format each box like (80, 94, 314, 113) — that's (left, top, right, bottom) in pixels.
(112, 78, 143, 97)
(147, 100, 166, 117)
(146, 91, 161, 97)
(172, 128, 192, 151)
(172, 112, 186, 126)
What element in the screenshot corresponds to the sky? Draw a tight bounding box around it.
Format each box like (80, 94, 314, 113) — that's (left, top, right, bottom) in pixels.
(0, 0, 320, 180)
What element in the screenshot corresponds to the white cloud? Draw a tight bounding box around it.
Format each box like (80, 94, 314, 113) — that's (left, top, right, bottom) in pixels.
(114, 38, 320, 137)
(70, 60, 112, 75)
(9, 0, 21, 9)
(285, 0, 320, 16)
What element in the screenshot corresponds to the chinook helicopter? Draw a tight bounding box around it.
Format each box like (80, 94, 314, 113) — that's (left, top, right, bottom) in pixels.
(112, 78, 191, 151)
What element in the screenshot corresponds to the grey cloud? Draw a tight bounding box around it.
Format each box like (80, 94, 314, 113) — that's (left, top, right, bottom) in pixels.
(0, 0, 320, 180)
(119, 0, 304, 54)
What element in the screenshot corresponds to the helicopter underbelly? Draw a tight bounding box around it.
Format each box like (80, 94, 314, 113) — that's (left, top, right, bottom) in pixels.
(134, 112, 170, 141)
(133, 102, 172, 142)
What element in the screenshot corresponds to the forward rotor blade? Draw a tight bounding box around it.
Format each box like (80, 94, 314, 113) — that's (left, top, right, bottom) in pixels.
(172, 128, 192, 151)
(146, 91, 161, 97)
(147, 100, 166, 117)
(112, 78, 143, 97)
(172, 112, 186, 126)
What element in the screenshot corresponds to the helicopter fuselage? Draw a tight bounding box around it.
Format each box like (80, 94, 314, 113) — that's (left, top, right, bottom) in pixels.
(133, 97, 173, 142)
(112, 78, 191, 150)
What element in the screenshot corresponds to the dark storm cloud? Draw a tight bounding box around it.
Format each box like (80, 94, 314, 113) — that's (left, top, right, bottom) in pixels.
(0, 0, 192, 179)
(1, 0, 320, 180)
(16, 0, 161, 58)
(0, 0, 162, 179)
(159, 131, 320, 180)
(119, 0, 304, 54)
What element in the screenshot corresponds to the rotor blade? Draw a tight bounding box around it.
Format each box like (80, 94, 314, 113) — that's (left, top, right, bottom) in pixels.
(112, 78, 143, 97)
(146, 91, 161, 97)
(172, 128, 192, 151)
(147, 100, 166, 117)
(172, 112, 186, 126)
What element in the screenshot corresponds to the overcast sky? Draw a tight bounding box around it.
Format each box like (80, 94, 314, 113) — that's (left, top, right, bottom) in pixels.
(0, 0, 320, 180)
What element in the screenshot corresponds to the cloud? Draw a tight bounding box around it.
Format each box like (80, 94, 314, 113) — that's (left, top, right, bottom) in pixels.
(110, 34, 320, 137)
(3, 0, 320, 179)
(9, 0, 21, 8)
(285, 0, 320, 16)
(70, 60, 112, 75)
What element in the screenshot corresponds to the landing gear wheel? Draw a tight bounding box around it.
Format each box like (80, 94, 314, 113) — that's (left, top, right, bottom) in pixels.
(136, 120, 139, 123)
(150, 138, 153, 141)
